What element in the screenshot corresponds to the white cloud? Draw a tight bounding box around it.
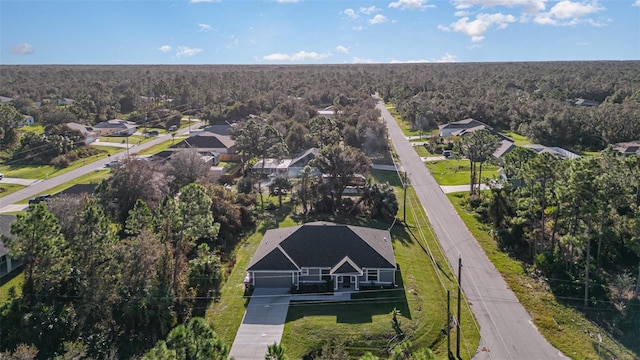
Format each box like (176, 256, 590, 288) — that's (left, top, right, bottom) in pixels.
(634, 0, 640, 6)
(276, 0, 299, 2)
(189, 0, 218, 3)
(263, 50, 331, 61)
(360, 6, 380, 14)
(351, 57, 375, 63)
(455, 10, 470, 16)
(176, 46, 202, 57)
(388, 0, 431, 10)
(390, 59, 429, 63)
(342, 8, 359, 19)
(353, 25, 364, 31)
(369, 14, 388, 24)
(439, 13, 516, 42)
(534, 1, 605, 26)
(336, 45, 349, 54)
(452, 0, 546, 13)
(576, 41, 589, 46)
(159, 45, 172, 53)
(198, 23, 212, 32)
(389, 53, 457, 63)
(11, 43, 34, 55)
(436, 52, 458, 62)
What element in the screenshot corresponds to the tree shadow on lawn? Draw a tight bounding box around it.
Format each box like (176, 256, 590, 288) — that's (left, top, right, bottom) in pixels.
(286, 269, 411, 325)
(392, 223, 453, 283)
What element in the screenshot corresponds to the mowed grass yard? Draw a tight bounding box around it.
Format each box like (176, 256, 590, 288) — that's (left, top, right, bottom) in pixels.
(0, 146, 122, 180)
(208, 169, 480, 359)
(447, 193, 638, 360)
(425, 159, 499, 186)
(0, 183, 27, 198)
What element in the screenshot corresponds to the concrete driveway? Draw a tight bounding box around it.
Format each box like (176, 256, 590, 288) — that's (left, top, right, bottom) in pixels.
(228, 288, 291, 360)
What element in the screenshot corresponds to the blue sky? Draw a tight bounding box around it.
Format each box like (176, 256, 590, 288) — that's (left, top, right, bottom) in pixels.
(1, 0, 639, 64)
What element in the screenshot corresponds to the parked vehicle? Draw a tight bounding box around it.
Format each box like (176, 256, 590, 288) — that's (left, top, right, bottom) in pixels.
(105, 160, 123, 168)
(29, 194, 51, 204)
(168, 125, 178, 131)
(0, 173, 4, 180)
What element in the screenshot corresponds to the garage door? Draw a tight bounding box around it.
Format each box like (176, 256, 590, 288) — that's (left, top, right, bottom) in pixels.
(253, 272, 293, 288)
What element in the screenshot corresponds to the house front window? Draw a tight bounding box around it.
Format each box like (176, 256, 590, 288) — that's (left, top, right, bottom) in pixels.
(366, 269, 378, 282)
(301, 268, 309, 275)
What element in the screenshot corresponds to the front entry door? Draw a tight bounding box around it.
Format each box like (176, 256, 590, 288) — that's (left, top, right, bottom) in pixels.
(343, 275, 351, 288)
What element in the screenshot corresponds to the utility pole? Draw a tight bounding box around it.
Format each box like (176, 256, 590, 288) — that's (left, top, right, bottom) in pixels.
(447, 290, 452, 359)
(456, 256, 462, 359)
(403, 171, 408, 222)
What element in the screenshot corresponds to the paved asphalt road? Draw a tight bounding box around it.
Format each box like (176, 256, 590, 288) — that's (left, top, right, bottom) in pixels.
(375, 96, 567, 360)
(0, 122, 203, 210)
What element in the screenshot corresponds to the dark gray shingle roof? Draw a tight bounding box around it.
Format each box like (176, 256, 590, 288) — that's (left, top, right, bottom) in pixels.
(247, 222, 395, 272)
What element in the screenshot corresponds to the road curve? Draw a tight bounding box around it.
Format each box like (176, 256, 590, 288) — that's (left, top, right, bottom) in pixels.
(375, 96, 567, 360)
(0, 123, 203, 210)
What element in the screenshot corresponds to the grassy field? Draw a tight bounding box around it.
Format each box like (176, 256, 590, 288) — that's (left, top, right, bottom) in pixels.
(208, 169, 480, 359)
(386, 106, 421, 138)
(0, 183, 27, 198)
(0, 147, 123, 180)
(447, 193, 638, 360)
(413, 145, 441, 157)
(135, 135, 188, 156)
(98, 134, 150, 146)
(500, 131, 532, 146)
(425, 159, 499, 186)
(18, 124, 45, 134)
(13, 170, 111, 205)
(0, 271, 23, 305)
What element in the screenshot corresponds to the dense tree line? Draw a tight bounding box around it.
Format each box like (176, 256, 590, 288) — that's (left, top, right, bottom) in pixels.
(3, 62, 636, 154)
(469, 149, 640, 350)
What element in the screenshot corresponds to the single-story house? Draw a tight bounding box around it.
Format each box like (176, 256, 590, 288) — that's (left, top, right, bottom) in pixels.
(93, 119, 137, 136)
(317, 105, 342, 118)
(438, 118, 492, 137)
(20, 115, 35, 127)
(613, 141, 640, 157)
(252, 158, 292, 176)
(568, 98, 599, 107)
(246, 222, 396, 291)
(66, 122, 98, 144)
(0, 96, 14, 105)
(0, 215, 22, 278)
(252, 148, 319, 178)
(524, 144, 581, 160)
(172, 132, 237, 160)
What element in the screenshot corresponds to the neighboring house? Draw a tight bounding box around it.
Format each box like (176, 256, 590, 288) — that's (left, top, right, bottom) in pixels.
(66, 122, 98, 144)
(524, 144, 581, 160)
(172, 132, 237, 160)
(21, 115, 35, 126)
(0, 215, 22, 278)
(93, 119, 137, 136)
(287, 148, 319, 177)
(317, 105, 341, 118)
(439, 118, 515, 160)
(247, 222, 396, 291)
(493, 140, 517, 163)
(58, 98, 75, 106)
(568, 98, 599, 107)
(613, 140, 640, 157)
(438, 118, 492, 137)
(0, 96, 13, 105)
(252, 148, 319, 178)
(252, 158, 292, 176)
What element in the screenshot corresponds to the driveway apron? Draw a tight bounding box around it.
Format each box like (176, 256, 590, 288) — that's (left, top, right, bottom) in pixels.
(228, 288, 291, 360)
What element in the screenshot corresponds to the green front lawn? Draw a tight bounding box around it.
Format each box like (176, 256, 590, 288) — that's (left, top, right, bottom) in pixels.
(0, 147, 122, 180)
(19, 124, 45, 134)
(0, 183, 27, 198)
(98, 135, 149, 145)
(426, 159, 499, 186)
(0, 271, 23, 305)
(208, 169, 479, 359)
(447, 193, 638, 360)
(500, 131, 532, 146)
